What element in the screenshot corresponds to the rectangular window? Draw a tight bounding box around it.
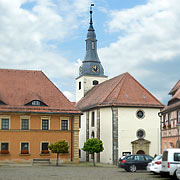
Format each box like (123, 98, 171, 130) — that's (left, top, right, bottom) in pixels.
(42, 120, 49, 130)
(21, 142, 29, 154)
(163, 115, 166, 125)
(21, 119, 29, 130)
(79, 116, 81, 129)
(91, 112, 95, 127)
(1, 118, 9, 130)
(1, 143, 9, 154)
(79, 149, 81, 158)
(61, 120, 68, 130)
(41, 142, 49, 154)
(79, 82, 81, 90)
(168, 113, 171, 124)
(178, 111, 180, 123)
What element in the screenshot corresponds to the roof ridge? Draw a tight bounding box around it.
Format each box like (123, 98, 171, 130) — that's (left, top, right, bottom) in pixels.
(113, 72, 129, 105)
(169, 79, 180, 94)
(128, 73, 164, 106)
(99, 73, 126, 105)
(0, 68, 42, 72)
(41, 71, 74, 107)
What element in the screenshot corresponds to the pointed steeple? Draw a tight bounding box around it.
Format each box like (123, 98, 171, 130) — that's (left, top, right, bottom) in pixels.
(88, 4, 95, 32)
(79, 4, 105, 77)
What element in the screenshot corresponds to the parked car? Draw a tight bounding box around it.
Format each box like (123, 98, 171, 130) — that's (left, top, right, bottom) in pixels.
(146, 155, 162, 174)
(161, 148, 180, 179)
(176, 164, 180, 180)
(118, 154, 153, 172)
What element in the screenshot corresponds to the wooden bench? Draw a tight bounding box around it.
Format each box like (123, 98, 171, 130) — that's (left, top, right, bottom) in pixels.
(32, 159, 50, 165)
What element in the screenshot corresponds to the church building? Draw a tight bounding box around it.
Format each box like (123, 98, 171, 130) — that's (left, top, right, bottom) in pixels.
(76, 6, 164, 165)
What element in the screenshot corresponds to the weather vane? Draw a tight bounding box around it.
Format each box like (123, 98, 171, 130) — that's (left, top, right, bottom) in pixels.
(90, 3, 94, 15)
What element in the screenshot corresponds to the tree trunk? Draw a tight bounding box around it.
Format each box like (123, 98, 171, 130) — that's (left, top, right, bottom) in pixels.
(56, 153, 59, 166)
(93, 153, 95, 166)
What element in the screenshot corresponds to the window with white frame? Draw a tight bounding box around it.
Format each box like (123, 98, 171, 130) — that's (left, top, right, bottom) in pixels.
(1, 118, 9, 130)
(91, 112, 95, 127)
(163, 115, 166, 125)
(32, 100, 40, 106)
(21, 142, 29, 154)
(41, 142, 49, 154)
(21, 119, 29, 130)
(79, 116, 81, 129)
(178, 111, 180, 123)
(168, 113, 171, 124)
(61, 120, 68, 130)
(1, 142, 9, 154)
(42, 119, 49, 130)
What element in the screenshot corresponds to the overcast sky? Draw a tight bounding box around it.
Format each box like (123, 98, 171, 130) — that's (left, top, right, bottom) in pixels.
(0, 0, 180, 105)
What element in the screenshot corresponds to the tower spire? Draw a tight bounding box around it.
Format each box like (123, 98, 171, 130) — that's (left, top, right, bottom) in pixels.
(78, 3, 105, 78)
(89, 4, 94, 31)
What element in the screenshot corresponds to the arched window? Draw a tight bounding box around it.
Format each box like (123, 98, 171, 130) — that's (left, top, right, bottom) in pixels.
(91, 112, 95, 127)
(91, 131, 95, 138)
(93, 80, 99, 85)
(79, 81, 81, 90)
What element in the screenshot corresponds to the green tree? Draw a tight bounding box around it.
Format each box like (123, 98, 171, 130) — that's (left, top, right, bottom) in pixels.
(82, 138, 104, 166)
(48, 140, 69, 166)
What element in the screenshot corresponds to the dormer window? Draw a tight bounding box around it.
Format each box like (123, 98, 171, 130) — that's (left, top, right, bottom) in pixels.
(25, 100, 47, 107)
(32, 100, 40, 106)
(0, 100, 7, 105)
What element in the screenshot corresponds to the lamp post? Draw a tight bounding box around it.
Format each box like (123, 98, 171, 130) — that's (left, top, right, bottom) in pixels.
(177, 123, 180, 148)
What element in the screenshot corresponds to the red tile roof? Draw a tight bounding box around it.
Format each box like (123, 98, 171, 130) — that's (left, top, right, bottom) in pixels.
(162, 81, 180, 113)
(0, 69, 80, 114)
(76, 72, 164, 111)
(169, 80, 180, 95)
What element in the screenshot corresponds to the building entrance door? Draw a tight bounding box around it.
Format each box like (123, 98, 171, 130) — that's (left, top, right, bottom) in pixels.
(131, 139, 151, 155)
(136, 150, 145, 154)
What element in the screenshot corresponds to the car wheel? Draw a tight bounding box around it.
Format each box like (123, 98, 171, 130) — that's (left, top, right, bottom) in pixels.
(174, 170, 180, 180)
(129, 165, 136, 172)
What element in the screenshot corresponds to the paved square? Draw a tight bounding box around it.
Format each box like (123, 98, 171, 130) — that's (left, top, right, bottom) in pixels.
(0, 164, 171, 180)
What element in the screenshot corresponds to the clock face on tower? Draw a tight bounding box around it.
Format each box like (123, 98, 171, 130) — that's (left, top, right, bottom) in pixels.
(92, 65, 99, 73)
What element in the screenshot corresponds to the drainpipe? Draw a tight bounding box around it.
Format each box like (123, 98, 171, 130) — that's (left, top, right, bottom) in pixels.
(158, 112, 162, 154)
(71, 115, 74, 162)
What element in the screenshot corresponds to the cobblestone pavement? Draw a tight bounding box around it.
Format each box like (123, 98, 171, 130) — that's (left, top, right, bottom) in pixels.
(0, 164, 171, 180)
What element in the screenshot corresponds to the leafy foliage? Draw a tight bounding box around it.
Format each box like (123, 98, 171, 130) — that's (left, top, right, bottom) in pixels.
(48, 140, 69, 154)
(82, 138, 104, 166)
(82, 138, 104, 154)
(48, 140, 69, 166)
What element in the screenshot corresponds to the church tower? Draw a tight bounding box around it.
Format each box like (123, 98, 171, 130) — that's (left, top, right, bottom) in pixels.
(76, 5, 107, 102)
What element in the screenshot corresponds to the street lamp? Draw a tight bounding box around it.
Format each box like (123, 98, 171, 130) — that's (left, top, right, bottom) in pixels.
(177, 123, 180, 148)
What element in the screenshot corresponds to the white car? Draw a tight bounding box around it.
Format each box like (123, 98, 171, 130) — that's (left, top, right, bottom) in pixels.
(161, 148, 180, 179)
(176, 164, 180, 180)
(147, 155, 162, 174)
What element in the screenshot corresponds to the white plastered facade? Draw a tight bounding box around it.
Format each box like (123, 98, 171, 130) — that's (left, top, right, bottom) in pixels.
(79, 106, 161, 164)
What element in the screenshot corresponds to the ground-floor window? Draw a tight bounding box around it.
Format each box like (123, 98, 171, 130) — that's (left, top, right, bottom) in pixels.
(1, 142, 9, 154)
(79, 149, 81, 158)
(21, 142, 29, 154)
(41, 142, 49, 154)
